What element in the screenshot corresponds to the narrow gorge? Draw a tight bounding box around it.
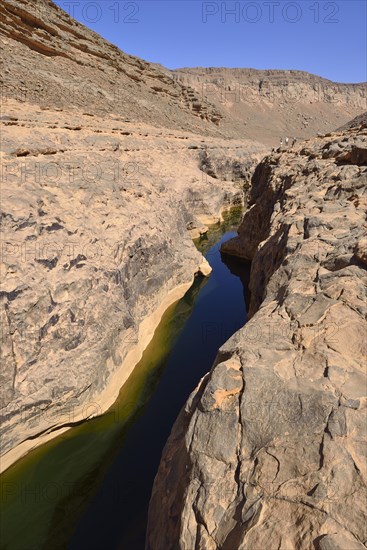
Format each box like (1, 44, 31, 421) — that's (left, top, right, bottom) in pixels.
(0, 1, 366, 549)
(0, 218, 251, 550)
(147, 115, 367, 550)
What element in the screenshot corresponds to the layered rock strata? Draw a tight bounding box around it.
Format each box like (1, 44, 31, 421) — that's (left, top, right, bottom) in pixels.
(174, 68, 367, 145)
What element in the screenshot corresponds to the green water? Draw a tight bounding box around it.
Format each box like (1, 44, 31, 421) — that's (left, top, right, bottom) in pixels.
(194, 206, 243, 255)
(0, 208, 249, 550)
(0, 279, 205, 550)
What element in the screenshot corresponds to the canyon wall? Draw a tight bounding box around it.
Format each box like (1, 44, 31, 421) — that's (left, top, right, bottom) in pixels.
(174, 68, 367, 145)
(0, 98, 268, 471)
(0, 0, 365, 481)
(147, 115, 367, 550)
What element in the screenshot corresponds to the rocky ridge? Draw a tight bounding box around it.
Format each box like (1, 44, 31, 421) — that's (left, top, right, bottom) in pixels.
(147, 118, 367, 549)
(174, 68, 367, 145)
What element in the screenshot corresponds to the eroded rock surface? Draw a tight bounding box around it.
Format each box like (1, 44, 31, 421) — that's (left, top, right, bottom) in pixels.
(0, 97, 268, 470)
(147, 118, 367, 549)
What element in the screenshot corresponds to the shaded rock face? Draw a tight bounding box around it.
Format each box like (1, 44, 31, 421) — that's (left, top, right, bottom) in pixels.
(338, 112, 367, 131)
(146, 119, 367, 549)
(174, 68, 367, 145)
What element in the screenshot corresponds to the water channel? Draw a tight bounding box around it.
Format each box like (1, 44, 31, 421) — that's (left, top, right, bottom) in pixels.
(0, 215, 251, 550)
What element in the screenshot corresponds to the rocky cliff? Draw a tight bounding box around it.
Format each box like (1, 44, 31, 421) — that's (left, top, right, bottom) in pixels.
(174, 68, 367, 145)
(147, 117, 367, 549)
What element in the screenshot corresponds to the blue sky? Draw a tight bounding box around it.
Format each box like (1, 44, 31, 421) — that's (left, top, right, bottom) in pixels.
(54, 1, 366, 83)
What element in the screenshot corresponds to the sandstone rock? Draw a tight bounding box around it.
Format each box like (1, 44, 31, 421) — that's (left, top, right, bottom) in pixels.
(317, 532, 366, 550)
(0, 97, 266, 471)
(198, 259, 212, 277)
(354, 237, 367, 265)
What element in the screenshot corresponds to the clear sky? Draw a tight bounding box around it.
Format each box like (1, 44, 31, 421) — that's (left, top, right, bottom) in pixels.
(53, 0, 366, 83)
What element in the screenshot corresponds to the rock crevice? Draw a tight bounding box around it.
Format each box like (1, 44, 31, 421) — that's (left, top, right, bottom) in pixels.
(146, 116, 367, 550)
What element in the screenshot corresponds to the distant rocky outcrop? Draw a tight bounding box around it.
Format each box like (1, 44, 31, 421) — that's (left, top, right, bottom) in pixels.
(174, 68, 367, 145)
(147, 118, 367, 549)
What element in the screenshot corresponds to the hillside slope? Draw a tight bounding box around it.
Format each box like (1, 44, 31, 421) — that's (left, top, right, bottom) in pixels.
(0, 0, 365, 144)
(0, 0, 224, 133)
(174, 67, 366, 144)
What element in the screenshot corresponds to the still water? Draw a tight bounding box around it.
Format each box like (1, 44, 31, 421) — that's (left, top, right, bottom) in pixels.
(0, 225, 250, 550)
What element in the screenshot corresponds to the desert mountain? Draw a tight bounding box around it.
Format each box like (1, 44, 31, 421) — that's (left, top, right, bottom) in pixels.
(174, 67, 366, 144)
(1, 0, 365, 144)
